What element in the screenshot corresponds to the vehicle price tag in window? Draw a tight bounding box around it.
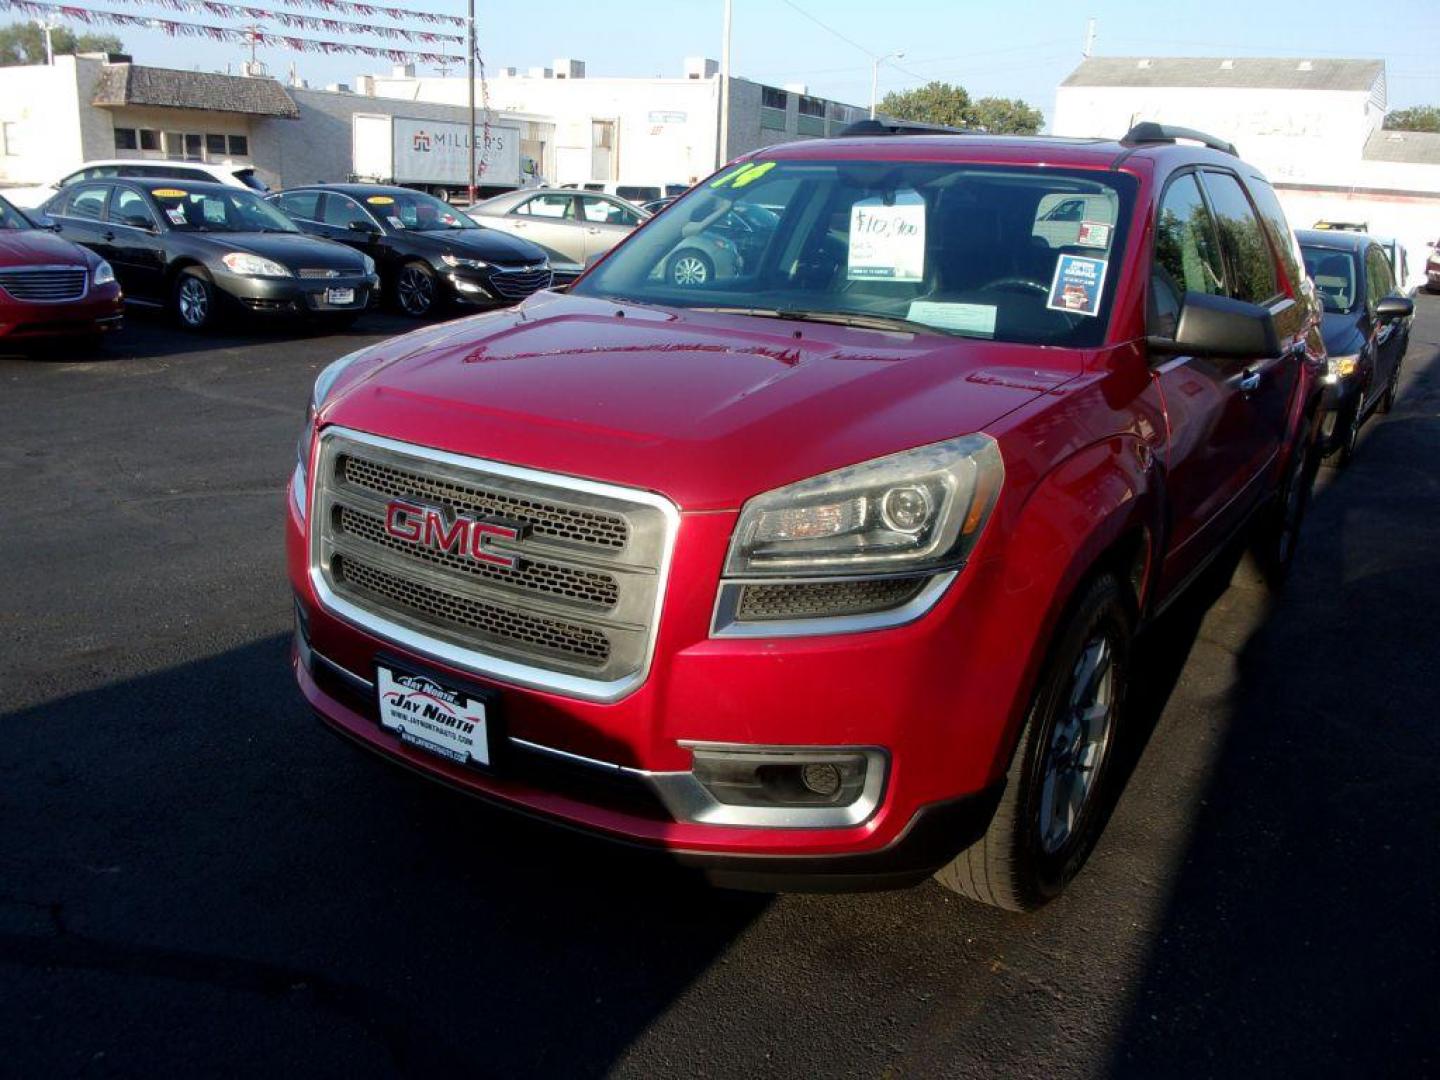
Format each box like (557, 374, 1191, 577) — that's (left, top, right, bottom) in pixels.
(848, 191, 926, 282)
(1046, 254, 1108, 317)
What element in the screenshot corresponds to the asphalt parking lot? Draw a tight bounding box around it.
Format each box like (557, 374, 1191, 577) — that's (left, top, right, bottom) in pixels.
(2, 301, 1437, 1078)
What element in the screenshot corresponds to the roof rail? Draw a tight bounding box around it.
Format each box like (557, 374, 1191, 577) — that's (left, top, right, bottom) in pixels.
(837, 119, 963, 138)
(1121, 121, 1238, 157)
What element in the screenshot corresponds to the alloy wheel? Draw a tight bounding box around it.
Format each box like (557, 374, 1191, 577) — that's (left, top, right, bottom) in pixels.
(178, 277, 209, 327)
(398, 267, 435, 315)
(671, 255, 709, 287)
(1037, 633, 1116, 855)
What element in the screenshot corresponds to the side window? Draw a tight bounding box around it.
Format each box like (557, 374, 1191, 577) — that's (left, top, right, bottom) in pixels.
(1200, 171, 1279, 304)
(321, 194, 373, 229)
(61, 183, 109, 221)
(580, 196, 639, 226)
(1151, 172, 1226, 337)
(1244, 176, 1305, 292)
(1365, 246, 1392, 311)
(517, 194, 573, 219)
(276, 191, 320, 220)
(111, 188, 157, 230)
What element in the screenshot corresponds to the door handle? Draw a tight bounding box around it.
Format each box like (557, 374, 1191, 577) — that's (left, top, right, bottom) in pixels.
(586, 226, 601, 234)
(1238, 370, 1262, 393)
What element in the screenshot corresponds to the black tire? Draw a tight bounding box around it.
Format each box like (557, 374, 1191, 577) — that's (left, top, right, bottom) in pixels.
(1323, 393, 1363, 468)
(1253, 429, 1316, 588)
(666, 250, 714, 288)
(173, 267, 219, 332)
(934, 573, 1132, 911)
(394, 260, 441, 318)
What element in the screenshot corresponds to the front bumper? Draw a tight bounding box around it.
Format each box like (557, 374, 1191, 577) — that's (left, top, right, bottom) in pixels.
(445, 265, 554, 308)
(1319, 374, 1363, 452)
(0, 282, 124, 339)
(286, 461, 1032, 887)
(215, 271, 380, 316)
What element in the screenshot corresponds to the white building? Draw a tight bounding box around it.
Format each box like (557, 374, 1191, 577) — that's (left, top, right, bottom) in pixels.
(362, 56, 870, 189)
(1053, 57, 1440, 279)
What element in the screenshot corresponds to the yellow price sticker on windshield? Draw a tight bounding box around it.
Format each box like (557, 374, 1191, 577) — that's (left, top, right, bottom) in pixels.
(710, 161, 776, 190)
(366, 195, 395, 205)
(151, 188, 188, 198)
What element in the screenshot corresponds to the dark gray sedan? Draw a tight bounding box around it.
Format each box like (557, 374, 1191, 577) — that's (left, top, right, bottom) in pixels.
(42, 178, 379, 331)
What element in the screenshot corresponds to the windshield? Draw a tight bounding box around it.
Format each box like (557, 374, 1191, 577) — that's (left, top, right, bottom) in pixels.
(0, 195, 33, 231)
(148, 186, 299, 233)
(365, 190, 476, 232)
(1301, 246, 1358, 314)
(573, 159, 1134, 346)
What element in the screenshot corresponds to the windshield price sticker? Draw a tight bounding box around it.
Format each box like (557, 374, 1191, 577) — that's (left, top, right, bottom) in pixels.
(907, 300, 997, 337)
(1046, 254, 1108, 317)
(847, 191, 926, 282)
(1076, 220, 1112, 248)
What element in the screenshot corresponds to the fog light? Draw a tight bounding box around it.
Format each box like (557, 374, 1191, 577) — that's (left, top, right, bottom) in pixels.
(801, 762, 841, 797)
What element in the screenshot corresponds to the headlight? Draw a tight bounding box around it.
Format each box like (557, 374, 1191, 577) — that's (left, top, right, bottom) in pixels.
(294, 348, 369, 519)
(724, 435, 1004, 577)
(362, 254, 376, 276)
(92, 260, 116, 286)
(441, 253, 488, 270)
(222, 252, 291, 277)
(1324, 353, 1360, 384)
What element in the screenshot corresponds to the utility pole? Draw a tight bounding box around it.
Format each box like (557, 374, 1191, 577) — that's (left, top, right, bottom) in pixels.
(870, 51, 903, 120)
(1083, 17, 1096, 58)
(467, 0, 477, 204)
(717, 0, 732, 168)
(34, 18, 55, 65)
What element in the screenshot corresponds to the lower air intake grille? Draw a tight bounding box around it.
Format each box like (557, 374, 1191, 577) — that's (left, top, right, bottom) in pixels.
(736, 577, 929, 621)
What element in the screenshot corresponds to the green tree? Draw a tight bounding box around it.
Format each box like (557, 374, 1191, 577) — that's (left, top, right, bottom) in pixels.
(878, 80, 1044, 134)
(1384, 106, 1440, 133)
(967, 96, 1044, 135)
(879, 81, 973, 129)
(0, 22, 123, 66)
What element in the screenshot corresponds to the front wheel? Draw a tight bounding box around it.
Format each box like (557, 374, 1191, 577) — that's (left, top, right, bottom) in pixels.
(934, 573, 1132, 911)
(666, 250, 713, 288)
(1324, 394, 1364, 469)
(173, 268, 219, 331)
(395, 261, 441, 318)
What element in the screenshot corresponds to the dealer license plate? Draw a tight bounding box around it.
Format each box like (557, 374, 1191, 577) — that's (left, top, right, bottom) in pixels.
(325, 287, 356, 306)
(376, 665, 490, 767)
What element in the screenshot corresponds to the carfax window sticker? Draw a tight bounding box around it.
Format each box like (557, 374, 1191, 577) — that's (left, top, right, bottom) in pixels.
(1076, 220, 1112, 248)
(1046, 254, 1108, 317)
(847, 189, 926, 282)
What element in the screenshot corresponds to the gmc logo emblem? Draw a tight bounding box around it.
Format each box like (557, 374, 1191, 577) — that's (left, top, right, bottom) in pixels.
(384, 499, 521, 570)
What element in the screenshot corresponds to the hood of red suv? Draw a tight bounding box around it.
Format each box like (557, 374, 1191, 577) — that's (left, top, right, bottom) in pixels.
(324, 291, 1078, 510)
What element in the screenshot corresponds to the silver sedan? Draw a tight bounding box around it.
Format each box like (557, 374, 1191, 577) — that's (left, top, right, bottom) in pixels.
(466, 189, 648, 279)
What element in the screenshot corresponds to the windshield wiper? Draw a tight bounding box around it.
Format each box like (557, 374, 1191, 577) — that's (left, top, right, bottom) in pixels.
(690, 306, 953, 336)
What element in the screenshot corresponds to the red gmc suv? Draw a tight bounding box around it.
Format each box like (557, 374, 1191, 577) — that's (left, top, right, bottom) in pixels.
(288, 122, 1324, 910)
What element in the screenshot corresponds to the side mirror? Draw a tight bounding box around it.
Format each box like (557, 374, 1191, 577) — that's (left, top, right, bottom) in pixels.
(1149, 292, 1281, 360)
(34, 213, 60, 232)
(348, 219, 380, 235)
(121, 213, 154, 232)
(1375, 296, 1414, 323)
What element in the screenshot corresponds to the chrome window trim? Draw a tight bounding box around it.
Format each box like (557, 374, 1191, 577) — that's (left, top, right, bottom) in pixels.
(710, 570, 957, 639)
(308, 425, 680, 704)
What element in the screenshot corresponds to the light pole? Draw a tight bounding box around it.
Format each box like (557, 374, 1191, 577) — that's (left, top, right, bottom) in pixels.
(869, 51, 904, 119)
(718, 0, 732, 168)
(467, 0, 476, 204)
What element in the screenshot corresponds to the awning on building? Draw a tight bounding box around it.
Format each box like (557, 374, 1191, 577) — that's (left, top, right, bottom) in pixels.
(92, 64, 299, 119)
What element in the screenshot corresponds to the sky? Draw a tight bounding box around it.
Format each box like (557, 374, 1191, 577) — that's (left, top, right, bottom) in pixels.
(48, 0, 1440, 119)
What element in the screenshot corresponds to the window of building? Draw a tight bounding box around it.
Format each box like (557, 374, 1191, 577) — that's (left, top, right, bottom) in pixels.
(798, 96, 824, 117)
(1199, 170, 1279, 304)
(206, 133, 228, 157)
(114, 127, 138, 152)
(184, 133, 203, 160)
(139, 129, 158, 151)
(761, 86, 788, 110)
(228, 134, 249, 157)
(1, 121, 21, 157)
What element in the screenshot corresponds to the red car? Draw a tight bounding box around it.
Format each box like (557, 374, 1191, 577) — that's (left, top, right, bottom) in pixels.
(289, 121, 1324, 909)
(0, 193, 122, 347)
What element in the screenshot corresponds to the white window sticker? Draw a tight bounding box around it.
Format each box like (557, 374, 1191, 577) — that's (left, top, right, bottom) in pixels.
(907, 300, 997, 337)
(387, 216, 405, 229)
(1046, 254, 1109, 317)
(1077, 220, 1112, 248)
(848, 190, 926, 282)
(166, 207, 187, 226)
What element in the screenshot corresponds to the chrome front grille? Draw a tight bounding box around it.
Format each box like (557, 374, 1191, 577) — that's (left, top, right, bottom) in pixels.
(488, 266, 553, 301)
(298, 268, 341, 280)
(311, 427, 678, 701)
(0, 266, 87, 302)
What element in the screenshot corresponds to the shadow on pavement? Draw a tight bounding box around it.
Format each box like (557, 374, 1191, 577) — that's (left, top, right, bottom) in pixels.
(1107, 318, 1440, 1074)
(0, 634, 768, 1077)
